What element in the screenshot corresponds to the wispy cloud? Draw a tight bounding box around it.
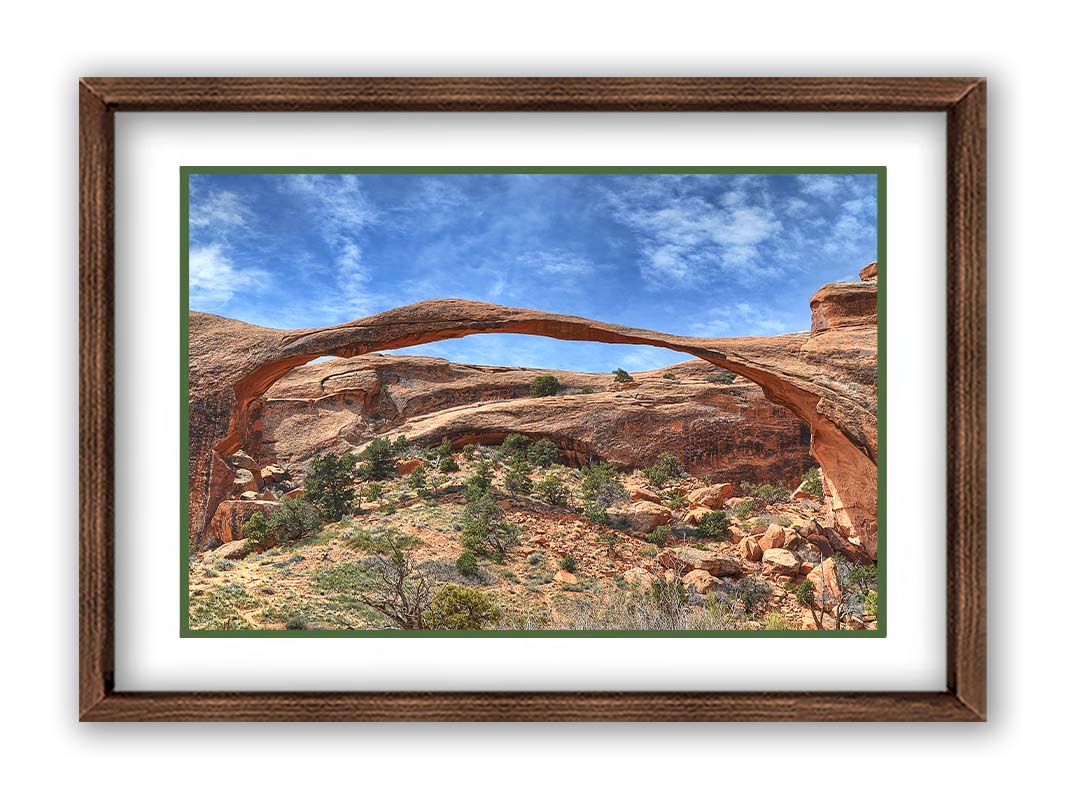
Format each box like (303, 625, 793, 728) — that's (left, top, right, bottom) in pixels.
(689, 301, 797, 338)
(189, 243, 268, 307)
(190, 190, 252, 230)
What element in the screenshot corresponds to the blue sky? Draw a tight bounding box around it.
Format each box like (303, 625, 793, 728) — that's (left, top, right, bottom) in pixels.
(188, 171, 877, 372)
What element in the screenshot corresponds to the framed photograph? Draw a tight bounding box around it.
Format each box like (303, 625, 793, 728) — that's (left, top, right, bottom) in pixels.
(80, 77, 985, 721)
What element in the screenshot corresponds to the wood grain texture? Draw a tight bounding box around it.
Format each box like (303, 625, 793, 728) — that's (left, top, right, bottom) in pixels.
(80, 76, 983, 112)
(79, 83, 115, 718)
(81, 691, 978, 722)
(945, 81, 987, 720)
(78, 77, 987, 722)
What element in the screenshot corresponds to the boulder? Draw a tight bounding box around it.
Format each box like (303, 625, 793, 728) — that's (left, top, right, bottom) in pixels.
(804, 531, 833, 557)
(681, 569, 719, 594)
(762, 548, 801, 576)
(682, 508, 712, 528)
(791, 489, 817, 502)
(609, 501, 673, 533)
(210, 538, 252, 561)
(728, 525, 746, 544)
(670, 547, 744, 577)
(553, 569, 578, 585)
(284, 488, 305, 500)
(686, 483, 734, 510)
(739, 536, 763, 562)
(228, 449, 259, 473)
(397, 458, 427, 476)
(783, 530, 804, 551)
(259, 465, 289, 485)
(758, 523, 786, 553)
(630, 487, 661, 503)
(239, 490, 259, 501)
(232, 467, 259, 494)
(859, 261, 878, 281)
(619, 567, 655, 590)
(807, 558, 842, 610)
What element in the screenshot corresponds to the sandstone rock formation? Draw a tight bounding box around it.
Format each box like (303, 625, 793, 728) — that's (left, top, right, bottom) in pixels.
(187, 265, 878, 555)
(255, 356, 812, 487)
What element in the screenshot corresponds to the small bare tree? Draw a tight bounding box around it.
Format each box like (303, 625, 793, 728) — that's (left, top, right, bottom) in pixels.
(349, 528, 432, 629)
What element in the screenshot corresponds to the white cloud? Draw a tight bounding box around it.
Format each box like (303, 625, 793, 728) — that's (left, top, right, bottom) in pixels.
(797, 174, 844, 198)
(689, 301, 795, 338)
(601, 178, 784, 286)
(284, 174, 376, 246)
(189, 242, 268, 307)
(189, 190, 251, 230)
(519, 250, 599, 279)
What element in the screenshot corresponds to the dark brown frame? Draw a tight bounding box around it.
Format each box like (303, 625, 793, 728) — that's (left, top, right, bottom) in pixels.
(79, 77, 986, 722)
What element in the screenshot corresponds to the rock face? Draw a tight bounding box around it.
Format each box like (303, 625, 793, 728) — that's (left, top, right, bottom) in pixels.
(187, 266, 877, 554)
(250, 355, 811, 485)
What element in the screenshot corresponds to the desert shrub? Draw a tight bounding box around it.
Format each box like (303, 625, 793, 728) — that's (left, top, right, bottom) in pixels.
(722, 576, 771, 614)
(799, 467, 824, 499)
(655, 453, 683, 478)
(580, 462, 626, 509)
(661, 489, 687, 510)
(580, 387, 595, 394)
(612, 368, 633, 383)
(285, 616, 308, 630)
(392, 434, 408, 452)
(863, 590, 878, 618)
(646, 525, 672, 547)
(530, 374, 561, 397)
(731, 498, 760, 519)
(645, 464, 668, 488)
(792, 578, 814, 606)
(596, 532, 620, 558)
(552, 578, 744, 631)
(694, 509, 730, 539)
(646, 453, 683, 487)
(407, 466, 427, 490)
(527, 438, 560, 467)
(582, 503, 611, 526)
(763, 612, 789, 631)
(559, 553, 577, 573)
(637, 543, 660, 557)
(739, 481, 791, 504)
(845, 563, 878, 595)
(455, 550, 479, 577)
(425, 584, 501, 630)
(305, 451, 358, 520)
(215, 559, 236, 571)
(347, 527, 431, 629)
(504, 466, 534, 497)
(433, 438, 454, 457)
(242, 511, 273, 550)
(663, 372, 677, 380)
(461, 489, 522, 559)
(501, 433, 530, 455)
(462, 443, 477, 459)
(705, 372, 735, 384)
(355, 438, 396, 480)
(464, 461, 494, 495)
(438, 455, 460, 473)
(526, 551, 544, 566)
(535, 475, 570, 507)
(364, 482, 384, 502)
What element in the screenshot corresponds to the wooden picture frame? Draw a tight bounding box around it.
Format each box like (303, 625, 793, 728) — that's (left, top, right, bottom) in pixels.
(79, 77, 986, 722)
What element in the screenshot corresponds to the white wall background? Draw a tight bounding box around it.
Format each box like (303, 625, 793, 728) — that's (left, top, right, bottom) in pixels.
(0, 1, 1052, 796)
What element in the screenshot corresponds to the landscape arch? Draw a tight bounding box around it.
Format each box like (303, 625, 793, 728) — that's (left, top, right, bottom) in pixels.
(189, 287, 877, 556)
